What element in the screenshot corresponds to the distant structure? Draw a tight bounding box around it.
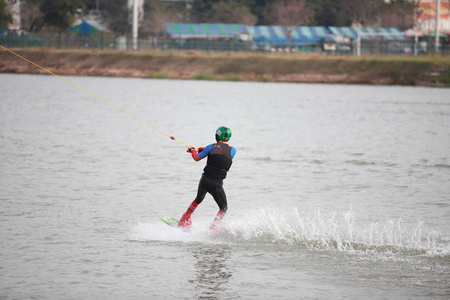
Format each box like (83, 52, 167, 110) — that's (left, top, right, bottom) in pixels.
(85, 0, 102, 20)
(417, 0, 449, 32)
(4, 0, 449, 39)
(6, 0, 21, 30)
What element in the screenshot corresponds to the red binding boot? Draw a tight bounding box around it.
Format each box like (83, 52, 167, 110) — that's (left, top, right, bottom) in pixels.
(209, 211, 226, 232)
(178, 201, 198, 228)
(178, 213, 192, 228)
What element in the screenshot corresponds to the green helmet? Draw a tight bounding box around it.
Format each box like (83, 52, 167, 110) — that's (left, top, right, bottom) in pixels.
(215, 126, 232, 141)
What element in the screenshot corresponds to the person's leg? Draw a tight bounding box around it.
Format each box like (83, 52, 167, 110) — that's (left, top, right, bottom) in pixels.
(209, 182, 228, 230)
(179, 177, 207, 228)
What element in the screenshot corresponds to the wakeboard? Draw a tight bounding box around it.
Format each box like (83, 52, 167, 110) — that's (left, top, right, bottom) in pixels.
(160, 216, 179, 227)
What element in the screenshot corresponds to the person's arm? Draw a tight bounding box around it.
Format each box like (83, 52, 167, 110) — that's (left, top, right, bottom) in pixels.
(189, 144, 214, 161)
(230, 147, 236, 159)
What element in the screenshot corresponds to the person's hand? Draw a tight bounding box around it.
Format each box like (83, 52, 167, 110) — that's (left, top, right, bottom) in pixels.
(198, 147, 204, 153)
(187, 147, 196, 153)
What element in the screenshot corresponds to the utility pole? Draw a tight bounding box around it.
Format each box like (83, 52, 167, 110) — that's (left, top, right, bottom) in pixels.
(132, 0, 138, 50)
(186, 0, 192, 22)
(435, 0, 440, 54)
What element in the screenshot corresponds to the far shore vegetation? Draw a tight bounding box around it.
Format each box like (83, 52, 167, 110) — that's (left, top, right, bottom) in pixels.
(0, 48, 449, 87)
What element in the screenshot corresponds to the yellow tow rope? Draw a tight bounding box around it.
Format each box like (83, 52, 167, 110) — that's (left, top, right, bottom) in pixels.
(0, 45, 195, 150)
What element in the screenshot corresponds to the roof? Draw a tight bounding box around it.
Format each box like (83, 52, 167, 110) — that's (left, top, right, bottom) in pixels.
(248, 25, 329, 45)
(328, 27, 406, 40)
(67, 21, 106, 34)
(166, 23, 331, 45)
(165, 23, 249, 38)
(403, 29, 423, 37)
(291, 26, 329, 45)
(249, 25, 287, 45)
(165, 23, 407, 44)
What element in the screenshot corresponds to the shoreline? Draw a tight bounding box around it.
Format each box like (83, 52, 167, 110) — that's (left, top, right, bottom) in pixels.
(1, 48, 449, 87)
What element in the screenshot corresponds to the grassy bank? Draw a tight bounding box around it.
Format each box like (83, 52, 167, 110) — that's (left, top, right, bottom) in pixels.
(1, 48, 449, 87)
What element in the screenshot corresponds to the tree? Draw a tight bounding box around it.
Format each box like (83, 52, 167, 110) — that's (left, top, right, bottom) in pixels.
(341, 0, 383, 27)
(379, 0, 417, 30)
(148, 0, 419, 29)
(40, 0, 85, 31)
(0, 0, 12, 29)
(20, 0, 44, 32)
(143, 2, 183, 34)
(247, 0, 277, 25)
(190, 0, 257, 24)
(265, 0, 312, 47)
(210, 0, 257, 25)
(191, 0, 219, 23)
(307, 0, 350, 27)
(101, 0, 129, 35)
(307, 0, 417, 29)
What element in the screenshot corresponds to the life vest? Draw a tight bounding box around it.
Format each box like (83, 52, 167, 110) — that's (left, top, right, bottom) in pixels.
(203, 143, 233, 180)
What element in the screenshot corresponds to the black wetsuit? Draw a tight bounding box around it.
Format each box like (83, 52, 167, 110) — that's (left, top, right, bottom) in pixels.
(192, 142, 236, 212)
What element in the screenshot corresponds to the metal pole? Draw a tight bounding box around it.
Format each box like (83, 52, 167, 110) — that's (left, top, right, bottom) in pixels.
(185, 0, 191, 22)
(356, 35, 361, 57)
(414, 33, 418, 56)
(132, 0, 138, 50)
(435, 0, 440, 54)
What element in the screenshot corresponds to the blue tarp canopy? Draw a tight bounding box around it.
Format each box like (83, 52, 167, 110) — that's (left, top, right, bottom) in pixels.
(67, 21, 106, 34)
(249, 25, 287, 45)
(166, 23, 329, 45)
(328, 27, 406, 40)
(165, 23, 407, 45)
(290, 26, 329, 45)
(250, 26, 329, 46)
(165, 23, 249, 38)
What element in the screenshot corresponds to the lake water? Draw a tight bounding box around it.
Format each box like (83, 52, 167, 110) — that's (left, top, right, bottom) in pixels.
(1, 74, 449, 299)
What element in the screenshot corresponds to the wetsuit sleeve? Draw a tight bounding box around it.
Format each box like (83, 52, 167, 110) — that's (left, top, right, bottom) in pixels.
(230, 147, 236, 159)
(191, 144, 214, 161)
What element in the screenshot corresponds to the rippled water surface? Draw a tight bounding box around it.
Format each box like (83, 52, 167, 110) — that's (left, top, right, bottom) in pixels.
(1, 74, 449, 299)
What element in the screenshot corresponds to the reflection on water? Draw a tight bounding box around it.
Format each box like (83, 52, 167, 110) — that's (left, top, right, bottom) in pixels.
(189, 244, 233, 299)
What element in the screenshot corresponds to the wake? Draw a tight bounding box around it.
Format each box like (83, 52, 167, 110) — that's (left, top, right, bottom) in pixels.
(128, 206, 449, 257)
(225, 206, 449, 257)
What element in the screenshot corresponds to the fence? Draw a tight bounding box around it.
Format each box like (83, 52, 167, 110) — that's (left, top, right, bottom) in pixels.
(0, 33, 117, 50)
(0, 32, 448, 56)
